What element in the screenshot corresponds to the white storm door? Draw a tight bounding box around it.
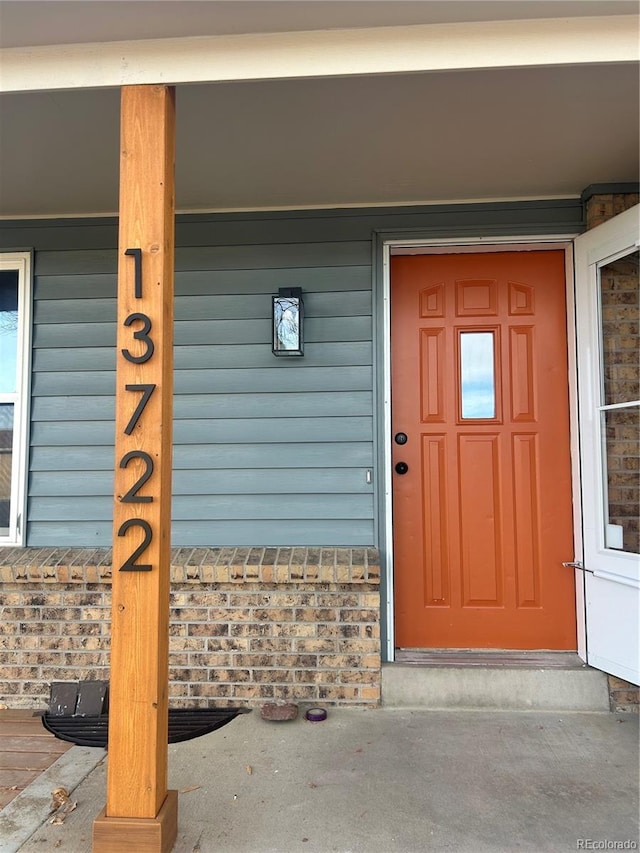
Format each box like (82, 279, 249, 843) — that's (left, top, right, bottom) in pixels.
(574, 204, 640, 685)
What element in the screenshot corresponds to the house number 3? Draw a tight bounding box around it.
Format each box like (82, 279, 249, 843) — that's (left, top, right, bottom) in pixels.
(117, 248, 156, 572)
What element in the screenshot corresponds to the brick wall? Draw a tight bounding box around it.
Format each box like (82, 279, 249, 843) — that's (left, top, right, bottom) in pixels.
(585, 192, 639, 230)
(608, 675, 640, 713)
(0, 548, 381, 709)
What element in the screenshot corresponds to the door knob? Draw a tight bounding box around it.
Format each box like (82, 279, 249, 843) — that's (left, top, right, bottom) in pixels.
(395, 462, 409, 475)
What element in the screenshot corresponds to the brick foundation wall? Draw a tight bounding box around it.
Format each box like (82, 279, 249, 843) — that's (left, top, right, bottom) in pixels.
(608, 675, 640, 713)
(0, 548, 381, 710)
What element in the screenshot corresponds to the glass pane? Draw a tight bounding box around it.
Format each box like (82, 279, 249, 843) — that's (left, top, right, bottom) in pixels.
(0, 403, 14, 536)
(0, 270, 19, 394)
(600, 250, 639, 406)
(460, 332, 495, 418)
(602, 406, 639, 554)
(599, 248, 639, 554)
(273, 296, 302, 354)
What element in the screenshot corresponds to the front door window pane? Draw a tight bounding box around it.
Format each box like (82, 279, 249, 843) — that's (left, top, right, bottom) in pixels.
(460, 331, 495, 418)
(598, 249, 639, 554)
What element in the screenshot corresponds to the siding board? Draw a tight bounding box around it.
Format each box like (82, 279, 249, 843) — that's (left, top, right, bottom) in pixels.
(34, 322, 117, 348)
(29, 493, 373, 518)
(30, 417, 373, 445)
(34, 274, 117, 300)
(180, 243, 373, 270)
(30, 442, 372, 471)
(33, 241, 371, 276)
(32, 341, 372, 371)
(0, 220, 117, 251)
(34, 368, 372, 396)
(33, 315, 371, 347)
(31, 392, 371, 420)
(41, 468, 371, 496)
(179, 367, 372, 395)
(27, 520, 374, 547)
(34, 290, 371, 323)
(173, 267, 371, 295)
(34, 266, 371, 299)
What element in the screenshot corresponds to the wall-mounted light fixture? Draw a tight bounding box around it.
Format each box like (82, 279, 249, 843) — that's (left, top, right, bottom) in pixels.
(273, 287, 304, 356)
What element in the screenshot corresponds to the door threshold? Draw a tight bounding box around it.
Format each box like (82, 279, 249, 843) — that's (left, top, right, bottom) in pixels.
(394, 649, 586, 669)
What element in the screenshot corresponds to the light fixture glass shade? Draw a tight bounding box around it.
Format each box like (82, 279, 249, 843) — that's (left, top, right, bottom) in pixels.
(273, 288, 304, 356)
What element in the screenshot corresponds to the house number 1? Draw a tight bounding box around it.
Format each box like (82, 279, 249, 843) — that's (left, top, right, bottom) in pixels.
(117, 248, 156, 572)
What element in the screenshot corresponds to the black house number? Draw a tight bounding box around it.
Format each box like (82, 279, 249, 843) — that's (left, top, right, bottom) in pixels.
(118, 248, 155, 572)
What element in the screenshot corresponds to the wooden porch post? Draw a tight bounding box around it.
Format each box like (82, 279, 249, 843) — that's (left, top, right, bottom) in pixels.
(93, 84, 177, 852)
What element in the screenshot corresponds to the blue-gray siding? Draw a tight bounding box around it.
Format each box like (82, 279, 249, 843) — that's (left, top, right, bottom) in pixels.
(0, 200, 584, 547)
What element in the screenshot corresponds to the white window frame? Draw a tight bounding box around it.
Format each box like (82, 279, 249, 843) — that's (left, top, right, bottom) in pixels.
(0, 252, 32, 546)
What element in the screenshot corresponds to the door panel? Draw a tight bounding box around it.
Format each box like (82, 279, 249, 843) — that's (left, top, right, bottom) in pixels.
(574, 205, 640, 684)
(391, 250, 576, 650)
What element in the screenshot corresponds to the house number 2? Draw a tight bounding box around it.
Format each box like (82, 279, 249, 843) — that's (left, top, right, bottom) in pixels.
(117, 248, 156, 572)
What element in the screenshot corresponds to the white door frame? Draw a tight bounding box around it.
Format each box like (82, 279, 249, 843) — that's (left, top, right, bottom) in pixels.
(381, 234, 582, 662)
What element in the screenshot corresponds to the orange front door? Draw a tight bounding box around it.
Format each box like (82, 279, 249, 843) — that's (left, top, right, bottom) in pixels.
(391, 250, 576, 650)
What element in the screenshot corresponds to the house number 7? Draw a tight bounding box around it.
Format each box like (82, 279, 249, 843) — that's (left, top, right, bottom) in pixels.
(117, 247, 155, 572)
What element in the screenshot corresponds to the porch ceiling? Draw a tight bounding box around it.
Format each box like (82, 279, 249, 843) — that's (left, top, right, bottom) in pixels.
(2, 2, 638, 49)
(0, 1, 638, 217)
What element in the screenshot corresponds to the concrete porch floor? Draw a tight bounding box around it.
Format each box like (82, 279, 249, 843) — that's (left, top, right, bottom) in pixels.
(1, 707, 638, 853)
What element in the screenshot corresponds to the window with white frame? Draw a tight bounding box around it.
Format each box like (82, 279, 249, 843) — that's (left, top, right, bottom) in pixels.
(0, 253, 32, 545)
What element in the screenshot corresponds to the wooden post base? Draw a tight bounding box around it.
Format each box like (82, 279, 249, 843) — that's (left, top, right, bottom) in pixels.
(93, 790, 178, 853)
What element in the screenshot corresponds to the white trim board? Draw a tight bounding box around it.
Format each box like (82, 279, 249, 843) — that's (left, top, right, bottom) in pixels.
(1, 15, 637, 93)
